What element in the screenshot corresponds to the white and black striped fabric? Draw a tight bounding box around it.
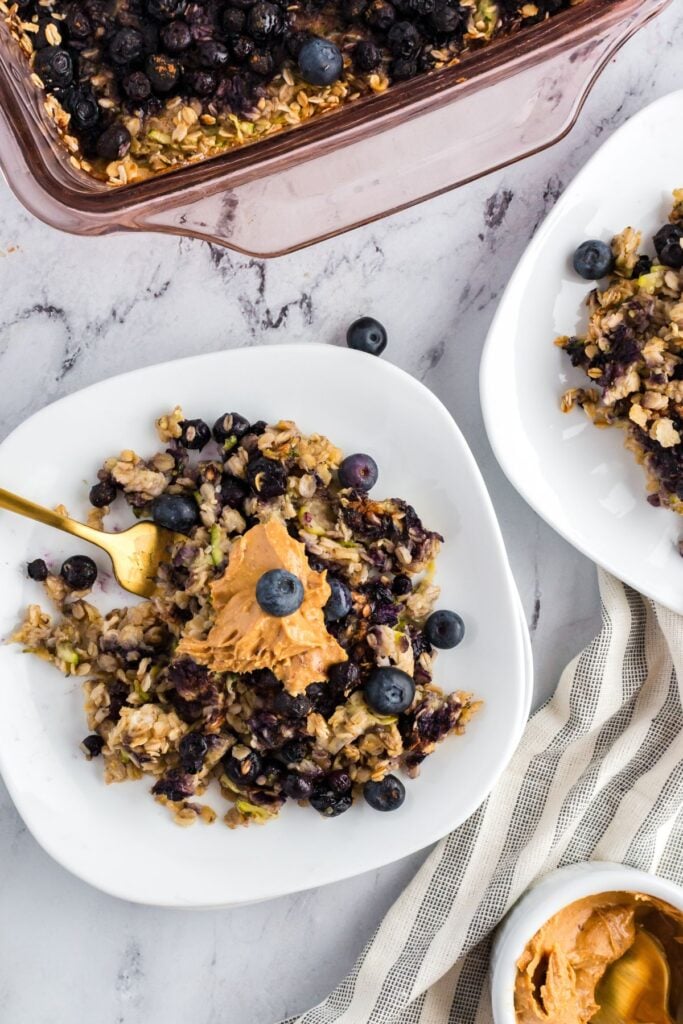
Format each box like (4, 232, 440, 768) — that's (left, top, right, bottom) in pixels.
(281, 571, 683, 1024)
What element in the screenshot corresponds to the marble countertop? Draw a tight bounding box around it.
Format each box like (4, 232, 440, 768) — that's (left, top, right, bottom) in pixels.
(1, 4, 682, 1020)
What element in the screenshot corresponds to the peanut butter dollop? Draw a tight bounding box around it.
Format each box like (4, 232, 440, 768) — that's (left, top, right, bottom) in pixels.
(178, 518, 347, 694)
(514, 890, 683, 1024)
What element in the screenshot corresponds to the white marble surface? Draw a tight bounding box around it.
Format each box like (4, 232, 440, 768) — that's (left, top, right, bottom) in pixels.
(1, 4, 682, 1020)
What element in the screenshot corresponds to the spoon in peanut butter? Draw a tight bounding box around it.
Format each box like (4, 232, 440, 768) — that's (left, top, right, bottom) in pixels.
(0, 486, 179, 598)
(591, 929, 674, 1024)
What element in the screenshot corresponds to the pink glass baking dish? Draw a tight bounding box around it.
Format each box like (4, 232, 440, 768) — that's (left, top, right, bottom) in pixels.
(0, 0, 669, 256)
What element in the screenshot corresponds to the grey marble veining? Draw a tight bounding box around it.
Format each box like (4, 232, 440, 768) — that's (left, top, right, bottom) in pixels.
(1, 3, 682, 1020)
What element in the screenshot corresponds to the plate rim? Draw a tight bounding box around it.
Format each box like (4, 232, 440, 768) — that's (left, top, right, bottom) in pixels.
(479, 90, 683, 613)
(0, 343, 530, 906)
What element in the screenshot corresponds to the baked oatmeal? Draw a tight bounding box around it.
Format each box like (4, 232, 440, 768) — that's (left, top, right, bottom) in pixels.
(557, 190, 683, 514)
(13, 410, 478, 827)
(2, 0, 582, 185)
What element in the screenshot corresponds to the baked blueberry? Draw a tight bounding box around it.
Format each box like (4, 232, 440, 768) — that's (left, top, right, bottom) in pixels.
(147, 0, 187, 20)
(219, 474, 249, 508)
(309, 784, 352, 817)
(297, 37, 343, 86)
(338, 453, 378, 491)
(346, 316, 387, 355)
(213, 412, 251, 443)
(364, 665, 415, 714)
(65, 7, 92, 39)
(365, 0, 396, 28)
(424, 609, 465, 649)
(89, 478, 117, 507)
(27, 558, 49, 582)
(364, 774, 405, 811)
(197, 40, 231, 68)
(572, 240, 614, 280)
(96, 123, 131, 160)
(248, 49, 274, 76)
(325, 577, 352, 621)
(352, 39, 381, 72)
(653, 223, 683, 269)
(272, 690, 311, 718)
(81, 734, 105, 758)
(178, 418, 211, 450)
(224, 748, 262, 785)
(109, 27, 144, 64)
(151, 493, 199, 534)
(34, 46, 73, 89)
(256, 569, 304, 616)
(61, 554, 98, 590)
(68, 87, 100, 131)
(178, 732, 208, 773)
(160, 19, 192, 51)
(282, 772, 314, 799)
(146, 54, 181, 92)
(247, 456, 287, 498)
(123, 71, 152, 102)
(247, 2, 283, 39)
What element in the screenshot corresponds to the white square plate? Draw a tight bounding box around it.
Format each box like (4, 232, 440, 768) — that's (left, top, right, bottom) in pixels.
(481, 91, 683, 613)
(0, 344, 528, 906)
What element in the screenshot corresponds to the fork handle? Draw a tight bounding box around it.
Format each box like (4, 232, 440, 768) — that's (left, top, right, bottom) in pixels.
(0, 486, 111, 554)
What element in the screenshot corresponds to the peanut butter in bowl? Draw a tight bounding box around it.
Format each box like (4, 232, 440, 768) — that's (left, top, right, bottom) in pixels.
(514, 890, 683, 1024)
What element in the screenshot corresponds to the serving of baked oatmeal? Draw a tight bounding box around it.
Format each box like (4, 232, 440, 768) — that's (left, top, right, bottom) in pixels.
(13, 409, 478, 828)
(557, 190, 683, 515)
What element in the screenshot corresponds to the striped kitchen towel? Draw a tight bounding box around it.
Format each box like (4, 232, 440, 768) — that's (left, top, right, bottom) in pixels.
(281, 569, 683, 1024)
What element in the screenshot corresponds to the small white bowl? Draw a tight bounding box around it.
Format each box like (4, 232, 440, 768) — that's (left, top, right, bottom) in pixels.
(490, 861, 683, 1024)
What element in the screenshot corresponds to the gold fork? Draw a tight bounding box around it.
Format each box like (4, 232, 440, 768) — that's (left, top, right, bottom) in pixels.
(0, 487, 179, 598)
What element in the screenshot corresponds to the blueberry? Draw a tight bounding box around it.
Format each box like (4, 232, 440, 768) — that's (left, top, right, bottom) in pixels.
(178, 418, 211, 450)
(327, 768, 352, 793)
(219, 474, 249, 508)
(365, 0, 395, 28)
(388, 21, 421, 56)
(224, 748, 262, 785)
(631, 254, 652, 279)
(178, 732, 208, 773)
(109, 27, 144, 64)
(197, 40, 231, 68)
(89, 478, 117, 507)
(653, 223, 683, 269)
(151, 493, 199, 534)
(146, 53, 181, 92)
(96, 123, 131, 160)
(392, 574, 412, 596)
(282, 771, 314, 799)
(247, 456, 287, 498)
(346, 316, 387, 356)
(353, 39, 381, 72)
(65, 7, 92, 38)
(297, 37, 343, 86)
(123, 71, 152, 102)
(34, 46, 73, 89)
(272, 690, 311, 718)
(338, 453, 378, 491)
(152, 770, 194, 801)
(248, 50, 274, 76)
(223, 6, 246, 33)
(364, 666, 415, 715)
(429, 0, 459, 32)
(67, 87, 100, 131)
(186, 70, 216, 96)
(27, 558, 48, 582)
(424, 609, 465, 649)
(277, 739, 310, 764)
(309, 785, 352, 817)
(213, 412, 251, 443)
(61, 554, 98, 590)
(256, 569, 304, 616)
(81, 733, 104, 758)
(325, 577, 352, 621)
(364, 774, 405, 811)
(247, 1, 283, 38)
(231, 35, 255, 61)
(160, 19, 191, 51)
(572, 240, 614, 280)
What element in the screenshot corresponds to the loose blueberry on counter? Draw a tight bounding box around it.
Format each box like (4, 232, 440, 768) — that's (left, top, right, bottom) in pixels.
(364, 774, 405, 811)
(27, 558, 48, 582)
(81, 733, 104, 758)
(178, 417, 211, 450)
(179, 731, 208, 774)
(364, 665, 415, 715)
(346, 316, 387, 356)
(338, 453, 378, 491)
(224, 748, 262, 785)
(89, 478, 117, 508)
(325, 577, 352, 621)
(34, 46, 74, 88)
(96, 123, 132, 160)
(297, 37, 343, 86)
(572, 240, 614, 280)
(151, 493, 199, 534)
(61, 554, 98, 590)
(424, 609, 465, 649)
(256, 569, 304, 616)
(653, 223, 683, 269)
(213, 411, 251, 443)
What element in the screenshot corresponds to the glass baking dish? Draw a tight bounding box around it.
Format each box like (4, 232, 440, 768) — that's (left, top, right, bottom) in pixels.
(0, 0, 669, 256)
